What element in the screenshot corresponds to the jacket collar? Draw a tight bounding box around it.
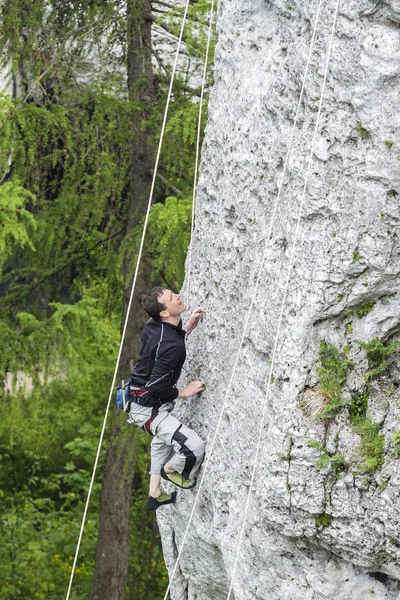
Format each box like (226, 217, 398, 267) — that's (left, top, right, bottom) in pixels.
(148, 317, 185, 337)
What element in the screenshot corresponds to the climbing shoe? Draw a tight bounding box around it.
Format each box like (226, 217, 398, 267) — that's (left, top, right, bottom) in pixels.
(161, 467, 197, 489)
(147, 491, 177, 511)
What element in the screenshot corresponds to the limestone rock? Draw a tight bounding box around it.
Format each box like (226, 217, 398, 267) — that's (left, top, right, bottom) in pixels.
(158, 1, 400, 598)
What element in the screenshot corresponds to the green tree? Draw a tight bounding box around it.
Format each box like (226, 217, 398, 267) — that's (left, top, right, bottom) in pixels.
(0, 0, 215, 597)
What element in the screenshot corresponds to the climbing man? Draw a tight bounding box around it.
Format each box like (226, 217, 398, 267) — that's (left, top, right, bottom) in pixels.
(126, 287, 206, 510)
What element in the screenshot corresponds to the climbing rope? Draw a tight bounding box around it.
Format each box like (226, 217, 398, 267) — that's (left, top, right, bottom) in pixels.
(226, 1, 341, 597)
(185, 0, 216, 312)
(64, 2, 193, 598)
(162, 0, 326, 597)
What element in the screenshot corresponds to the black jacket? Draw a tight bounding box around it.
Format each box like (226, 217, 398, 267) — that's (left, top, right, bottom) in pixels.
(130, 318, 186, 406)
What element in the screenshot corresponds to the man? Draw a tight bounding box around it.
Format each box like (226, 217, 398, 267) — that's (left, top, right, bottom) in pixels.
(127, 287, 206, 510)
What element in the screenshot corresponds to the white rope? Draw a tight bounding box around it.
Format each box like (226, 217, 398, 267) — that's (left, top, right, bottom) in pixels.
(65, 2, 192, 598)
(163, 1, 325, 596)
(185, 0, 216, 312)
(226, 1, 341, 597)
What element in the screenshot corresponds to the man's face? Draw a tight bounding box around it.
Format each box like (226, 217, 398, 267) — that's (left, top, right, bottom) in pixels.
(159, 289, 186, 319)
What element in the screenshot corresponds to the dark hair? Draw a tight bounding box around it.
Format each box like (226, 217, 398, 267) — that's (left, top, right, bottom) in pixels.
(142, 287, 166, 321)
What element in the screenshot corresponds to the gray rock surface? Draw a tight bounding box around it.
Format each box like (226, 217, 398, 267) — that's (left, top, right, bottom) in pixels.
(158, 0, 400, 598)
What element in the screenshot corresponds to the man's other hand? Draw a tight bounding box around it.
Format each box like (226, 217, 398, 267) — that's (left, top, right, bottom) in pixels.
(180, 380, 205, 398)
(185, 307, 206, 336)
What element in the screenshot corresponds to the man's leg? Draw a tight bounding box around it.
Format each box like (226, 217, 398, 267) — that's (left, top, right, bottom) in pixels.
(153, 415, 205, 481)
(149, 474, 162, 498)
(147, 435, 177, 510)
(149, 435, 175, 497)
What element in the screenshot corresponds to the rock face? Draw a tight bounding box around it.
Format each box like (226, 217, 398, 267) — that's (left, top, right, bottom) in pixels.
(158, 1, 400, 598)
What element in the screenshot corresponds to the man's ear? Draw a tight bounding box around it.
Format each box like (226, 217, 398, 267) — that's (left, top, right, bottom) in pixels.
(159, 309, 169, 320)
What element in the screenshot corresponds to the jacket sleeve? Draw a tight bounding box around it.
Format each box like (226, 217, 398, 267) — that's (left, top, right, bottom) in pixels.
(144, 340, 183, 400)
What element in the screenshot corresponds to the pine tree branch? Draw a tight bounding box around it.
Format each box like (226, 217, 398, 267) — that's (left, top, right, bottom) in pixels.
(148, 15, 203, 53)
(155, 172, 183, 196)
(151, 0, 176, 8)
(1, 222, 127, 313)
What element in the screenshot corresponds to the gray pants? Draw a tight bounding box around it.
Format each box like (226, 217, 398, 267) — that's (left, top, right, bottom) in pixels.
(127, 401, 205, 479)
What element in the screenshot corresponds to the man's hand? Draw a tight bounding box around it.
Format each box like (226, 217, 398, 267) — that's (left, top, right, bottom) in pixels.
(184, 307, 206, 337)
(178, 380, 205, 399)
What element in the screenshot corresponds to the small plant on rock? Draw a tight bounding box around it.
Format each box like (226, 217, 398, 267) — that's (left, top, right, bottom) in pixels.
(315, 341, 352, 418)
(355, 122, 369, 139)
(349, 390, 369, 424)
(391, 431, 400, 458)
(315, 513, 332, 528)
(358, 338, 399, 380)
(353, 418, 385, 473)
(308, 440, 347, 477)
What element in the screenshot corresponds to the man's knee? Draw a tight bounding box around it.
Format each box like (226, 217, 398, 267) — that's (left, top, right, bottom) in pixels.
(192, 433, 205, 461)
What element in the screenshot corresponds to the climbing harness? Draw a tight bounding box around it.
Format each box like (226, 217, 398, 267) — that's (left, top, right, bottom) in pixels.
(162, 0, 342, 598)
(65, 1, 199, 597)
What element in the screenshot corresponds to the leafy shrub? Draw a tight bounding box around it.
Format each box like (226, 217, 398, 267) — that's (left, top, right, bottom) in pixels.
(307, 440, 347, 477)
(358, 338, 399, 380)
(349, 391, 369, 424)
(353, 419, 385, 473)
(315, 513, 332, 528)
(316, 341, 352, 418)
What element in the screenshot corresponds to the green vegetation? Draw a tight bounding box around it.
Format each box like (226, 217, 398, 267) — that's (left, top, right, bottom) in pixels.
(306, 337, 399, 476)
(352, 249, 364, 262)
(315, 513, 332, 528)
(315, 341, 352, 418)
(352, 419, 385, 473)
(349, 391, 369, 423)
(308, 440, 347, 477)
(0, 0, 216, 597)
(378, 481, 388, 493)
(355, 122, 369, 139)
(384, 140, 393, 148)
(348, 339, 399, 474)
(358, 338, 399, 380)
(277, 434, 294, 462)
(391, 431, 400, 458)
(355, 304, 374, 318)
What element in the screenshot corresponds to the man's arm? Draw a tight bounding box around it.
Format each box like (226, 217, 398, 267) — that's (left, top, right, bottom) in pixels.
(177, 380, 205, 399)
(184, 307, 206, 337)
(145, 342, 182, 400)
(146, 339, 205, 400)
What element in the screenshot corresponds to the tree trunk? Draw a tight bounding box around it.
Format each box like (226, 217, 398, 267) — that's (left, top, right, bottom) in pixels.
(89, 1, 156, 598)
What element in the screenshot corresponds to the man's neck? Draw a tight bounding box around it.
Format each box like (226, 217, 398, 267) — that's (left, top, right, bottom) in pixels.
(161, 315, 181, 327)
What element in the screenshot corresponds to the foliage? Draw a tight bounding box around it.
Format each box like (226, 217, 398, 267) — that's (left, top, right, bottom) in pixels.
(0, 178, 36, 273)
(0, 0, 216, 597)
(352, 418, 385, 474)
(348, 390, 369, 424)
(0, 422, 103, 600)
(1, 285, 120, 387)
(344, 303, 375, 319)
(352, 249, 364, 262)
(315, 513, 332, 528)
(307, 440, 347, 477)
(357, 338, 399, 380)
(277, 434, 293, 462)
(355, 303, 375, 318)
(145, 195, 192, 290)
(355, 122, 369, 139)
(391, 431, 400, 458)
(316, 341, 352, 418)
